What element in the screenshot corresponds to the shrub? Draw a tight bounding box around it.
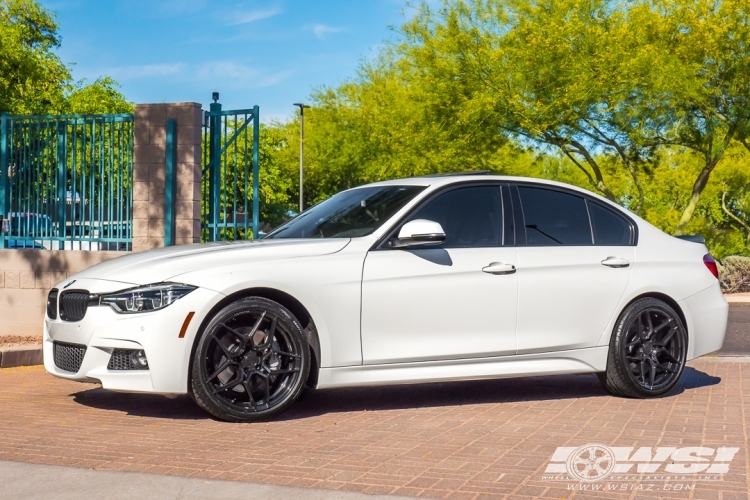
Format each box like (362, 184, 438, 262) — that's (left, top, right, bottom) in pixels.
(718, 255, 750, 294)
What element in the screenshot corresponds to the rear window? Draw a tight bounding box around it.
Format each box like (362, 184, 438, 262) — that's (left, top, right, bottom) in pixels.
(588, 202, 632, 246)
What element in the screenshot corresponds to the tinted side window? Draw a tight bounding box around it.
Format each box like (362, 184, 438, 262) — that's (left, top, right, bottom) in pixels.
(588, 202, 632, 245)
(409, 186, 502, 248)
(518, 186, 592, 246)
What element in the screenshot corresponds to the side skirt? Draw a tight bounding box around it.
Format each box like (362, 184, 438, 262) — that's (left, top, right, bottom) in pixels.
(316, 346, 609, 389)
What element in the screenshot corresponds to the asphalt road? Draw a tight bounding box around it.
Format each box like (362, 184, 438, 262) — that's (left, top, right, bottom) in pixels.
(716, 303, 750, 356)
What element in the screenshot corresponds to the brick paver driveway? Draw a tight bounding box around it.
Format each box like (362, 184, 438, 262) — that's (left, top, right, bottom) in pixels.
(1, 359, 748, 500)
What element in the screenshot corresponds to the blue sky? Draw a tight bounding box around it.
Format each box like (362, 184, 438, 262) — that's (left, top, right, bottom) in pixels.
(43, 0, 422, 122)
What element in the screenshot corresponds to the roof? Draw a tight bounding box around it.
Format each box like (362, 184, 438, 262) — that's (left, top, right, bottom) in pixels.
(356, 174, 629, 214)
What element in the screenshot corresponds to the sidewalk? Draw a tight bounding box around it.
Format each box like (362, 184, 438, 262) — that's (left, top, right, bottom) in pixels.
(0, 460, 411, 500)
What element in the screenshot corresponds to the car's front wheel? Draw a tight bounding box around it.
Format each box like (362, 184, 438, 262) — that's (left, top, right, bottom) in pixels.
(599, 297, 687, 398)
(190, 297, 310, 422)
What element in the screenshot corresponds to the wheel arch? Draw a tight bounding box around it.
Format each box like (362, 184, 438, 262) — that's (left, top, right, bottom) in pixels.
(601, 291, 689, 349)
(187, 287, 321, 391)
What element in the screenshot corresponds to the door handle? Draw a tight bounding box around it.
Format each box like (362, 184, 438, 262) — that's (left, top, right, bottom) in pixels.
(482, 262, 516, 275)
(601, 256, 630, 268)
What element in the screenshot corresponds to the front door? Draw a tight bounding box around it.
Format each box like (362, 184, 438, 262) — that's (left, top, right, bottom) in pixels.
(361, 184, 519, 364)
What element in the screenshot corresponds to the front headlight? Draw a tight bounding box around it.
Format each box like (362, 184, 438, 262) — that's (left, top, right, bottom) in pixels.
(100, 283, 196, 314)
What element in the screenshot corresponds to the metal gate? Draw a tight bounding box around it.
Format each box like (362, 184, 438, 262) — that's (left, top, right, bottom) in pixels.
(202, 94, 260, 242)
(0, 112, 134, 250)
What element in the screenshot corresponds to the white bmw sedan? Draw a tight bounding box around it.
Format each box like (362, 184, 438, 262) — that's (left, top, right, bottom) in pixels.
(44, 174, 728, 421)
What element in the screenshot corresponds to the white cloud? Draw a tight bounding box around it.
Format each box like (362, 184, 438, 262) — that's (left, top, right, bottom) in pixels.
(194, 61, 292, 89)
(228, 7, 282, 25)
(105, 63, 186, 80)
(310, 24, 345, 39)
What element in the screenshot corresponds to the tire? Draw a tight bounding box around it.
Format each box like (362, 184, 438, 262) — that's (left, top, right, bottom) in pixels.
(599, 298, 687, 398)
(190, 297, 310, 422)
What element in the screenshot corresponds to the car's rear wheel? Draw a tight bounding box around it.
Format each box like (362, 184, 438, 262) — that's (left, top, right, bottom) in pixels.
(190, 297, 310, 422)
(599, 298, 687, 398)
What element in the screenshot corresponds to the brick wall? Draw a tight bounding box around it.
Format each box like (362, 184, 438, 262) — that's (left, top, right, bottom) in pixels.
(0, 250, 123, 336)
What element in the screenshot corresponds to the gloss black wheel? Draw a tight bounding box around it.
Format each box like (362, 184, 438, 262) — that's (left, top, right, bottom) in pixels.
(190, 297, 310, 422)
(599, 298, 687, 398)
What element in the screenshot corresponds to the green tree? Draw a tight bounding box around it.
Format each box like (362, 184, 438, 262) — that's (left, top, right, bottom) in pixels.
(652, 0, 750, 233)
(65, 77, 133, 114)
(0, 0, 132, 115)
(0, 0, 70, 114)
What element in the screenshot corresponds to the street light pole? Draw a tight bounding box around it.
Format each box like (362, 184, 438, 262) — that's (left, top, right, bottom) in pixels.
(293, 103, 310, 212)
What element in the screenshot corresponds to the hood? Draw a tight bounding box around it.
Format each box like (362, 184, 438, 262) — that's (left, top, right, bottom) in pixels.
(72, 239, 351, 286)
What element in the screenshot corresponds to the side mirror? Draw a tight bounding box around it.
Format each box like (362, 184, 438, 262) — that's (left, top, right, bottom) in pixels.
(391, 219, 446, 249)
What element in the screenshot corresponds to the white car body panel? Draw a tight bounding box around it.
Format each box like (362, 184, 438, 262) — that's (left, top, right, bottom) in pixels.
(172, 238, 371, 368)
(361, 247, 518, 363)
(43, 175, 728, 396)
(317, 346, 609, 389)
(516, 246, 635, 354)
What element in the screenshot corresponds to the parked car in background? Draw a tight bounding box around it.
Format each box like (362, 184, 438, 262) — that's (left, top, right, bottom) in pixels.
(9, 212, 52, 237)
(6, 239, 45, 249)
(43, 173, 727, 421)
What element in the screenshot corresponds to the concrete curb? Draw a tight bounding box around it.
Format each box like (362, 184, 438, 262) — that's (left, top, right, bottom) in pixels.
(0, 344, 43, 368)
(725, 294, 750, 303)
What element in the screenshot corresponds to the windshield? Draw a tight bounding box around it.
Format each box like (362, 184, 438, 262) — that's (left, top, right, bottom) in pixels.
(265, 185, 425, 239)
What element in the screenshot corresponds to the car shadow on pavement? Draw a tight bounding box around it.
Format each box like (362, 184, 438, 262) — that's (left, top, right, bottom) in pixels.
(280, 366, 721, 420)
(69, 366, 721, 421)
(71, 388, 207, 420)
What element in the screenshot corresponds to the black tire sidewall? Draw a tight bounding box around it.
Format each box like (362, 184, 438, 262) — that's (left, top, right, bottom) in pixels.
(607, 298, 687, 398)
(190, 297, 310, 422)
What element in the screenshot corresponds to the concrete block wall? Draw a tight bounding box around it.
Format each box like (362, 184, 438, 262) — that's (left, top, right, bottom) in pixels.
(0, 250, 124, 336)
(133, 103, 203, 251)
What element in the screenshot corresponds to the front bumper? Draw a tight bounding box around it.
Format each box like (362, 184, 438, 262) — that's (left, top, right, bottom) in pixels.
(43, 278, 224, 393)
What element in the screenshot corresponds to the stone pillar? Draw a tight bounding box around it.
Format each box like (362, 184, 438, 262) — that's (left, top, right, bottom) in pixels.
(133, 103, 202, 252)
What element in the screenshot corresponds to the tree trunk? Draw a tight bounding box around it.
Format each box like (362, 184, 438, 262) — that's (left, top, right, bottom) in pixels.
(675, 159, 717, 234)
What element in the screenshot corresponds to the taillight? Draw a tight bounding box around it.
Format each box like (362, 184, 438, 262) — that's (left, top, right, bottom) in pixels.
(703, 254, 719, 279)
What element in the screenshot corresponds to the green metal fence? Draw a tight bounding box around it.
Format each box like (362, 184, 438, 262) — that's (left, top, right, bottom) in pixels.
(202, 94, 260, 242)
(0, 112, 134, 251)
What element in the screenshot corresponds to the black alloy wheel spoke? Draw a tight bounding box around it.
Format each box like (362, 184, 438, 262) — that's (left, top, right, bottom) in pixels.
(271, 348, 301, 359)
(242, 380, 256, 405)
(658, 362, 679, 374)
(247, 312, 267, 341)
(212, 375, 242, 395)
(221, 322, 251, 346)
(645, 311, 655, 337)
(653, 317, 673, 334)
(269, 368, 300, 375)
(207, 359, 235, 382)
(212, 334, 239, 359)
(655, 327, 677, 347)
(259, 317, 277, 349)
(649, 362, 656, 388)
(639, 362, 646, 383)
(661, 350, 679, 363)
(638, 315, 644, 337)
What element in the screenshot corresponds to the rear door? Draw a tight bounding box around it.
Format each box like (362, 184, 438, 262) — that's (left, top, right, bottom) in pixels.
(512, 184, 636, 354)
